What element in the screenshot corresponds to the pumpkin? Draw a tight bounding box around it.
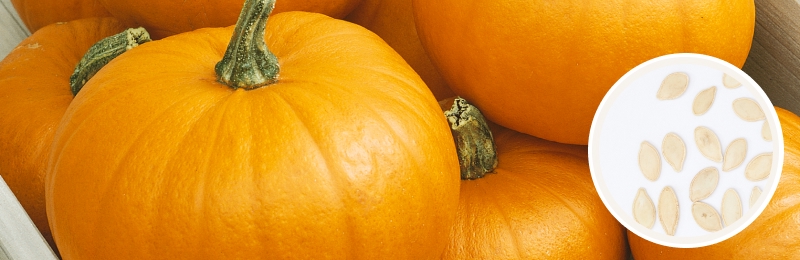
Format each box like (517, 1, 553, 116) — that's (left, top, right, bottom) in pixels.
(344, 0, 453, 100)
(98, 0, 363, 39)
(628, 107, 800, 259)
(439, 97, 628, 259)
(0, 17, 133, 252)
(46, 0, 460, 258)
(10, 0, 110, 33)
(413, 0, 755, 145)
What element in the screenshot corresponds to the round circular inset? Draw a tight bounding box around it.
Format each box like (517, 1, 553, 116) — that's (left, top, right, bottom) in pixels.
(588, 53, 784, 248)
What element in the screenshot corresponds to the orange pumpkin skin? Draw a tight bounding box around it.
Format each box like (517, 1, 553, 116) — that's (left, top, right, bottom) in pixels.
(442, 124, 627, 259)
(345, 0, 453, 100)
(46, 12, 459, 259)
(413, 0, 755, 145)
(0, 17, 126, 251)
(10, 0, 110, 32)
(98, 0, 362, 39)
(627, 107, 800, 259)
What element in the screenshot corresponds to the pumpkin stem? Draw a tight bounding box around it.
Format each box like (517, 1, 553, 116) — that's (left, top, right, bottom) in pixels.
(215, 0, 280, 90)
(69, 27, 151, 95)
(441, 97, 498, 180)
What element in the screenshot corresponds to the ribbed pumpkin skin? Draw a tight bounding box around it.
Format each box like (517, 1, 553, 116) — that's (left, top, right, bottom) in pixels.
(98, 0, 362, 39)
(413, 0, 755, 145)
(345, 0, 453, 100)
(10, 0, 110, 32)
(46, 12, 459, 259)
(0, 17, 126, 251)
(628, 107, 800, 259)
(442, 124, 627, 259)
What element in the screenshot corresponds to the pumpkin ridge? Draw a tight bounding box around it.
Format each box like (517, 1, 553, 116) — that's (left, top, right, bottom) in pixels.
(475, 173, 525, 259)
(268, 91, 355, 257)
(497, 161, 599, 239)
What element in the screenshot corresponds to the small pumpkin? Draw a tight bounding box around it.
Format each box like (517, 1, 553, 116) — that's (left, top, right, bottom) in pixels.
(439, 97, 628, 259)
(628, 107, 800, 259)
(10, 0, 110, 33)
(414, 0, 755, 145)
(98, 0, 363, 39)
(345, 0, 453, 100)
(0, 17, 136, 252)
(46, 0, 459, 258)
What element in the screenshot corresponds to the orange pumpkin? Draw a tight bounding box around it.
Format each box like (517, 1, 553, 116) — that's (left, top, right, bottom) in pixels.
(628, 107, 800, 259)
(98, 0, 363, 39)
(0, 17, 129, 252)
(345, 0, 453, 100)
(414, 0, 755, 145)
(46, 0, 459, 258)
(10, 0, 110, 32)
(439, 98, 628, 259)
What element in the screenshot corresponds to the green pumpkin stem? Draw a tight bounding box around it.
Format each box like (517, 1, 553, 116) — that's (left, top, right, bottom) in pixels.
(215, 0, 280, 90)
(441, 97, 498, 180)
(69, 27, 151, 96)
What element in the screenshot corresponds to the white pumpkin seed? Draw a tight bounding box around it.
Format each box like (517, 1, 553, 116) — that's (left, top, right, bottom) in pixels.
(722, 138, 747, 172)
(695, 126, 723, 162)
(745, 153, 773, 181)
(750, 186, 762, 207)
(692, 201, 723, 232)
(658, 186, 679, 236)
(657, 72, 689, 100)
(633, 188, 656, 229)
(723, 73, 742, 89)
(693, 86, 717, 115)
(732, 98, 765, 122)
(762, 121, 772, 141)
(639, 141, 661, 181)
(690, 167, 719, 202)
(721, 189, 742, 227)
(662, 133, 686, 172)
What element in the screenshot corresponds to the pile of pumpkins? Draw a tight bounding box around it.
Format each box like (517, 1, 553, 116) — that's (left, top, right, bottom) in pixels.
(1, 0, 798, 258)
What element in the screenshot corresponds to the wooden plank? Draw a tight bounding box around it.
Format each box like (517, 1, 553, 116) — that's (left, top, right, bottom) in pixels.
(0, 0, 30, 60)
(742, 0, 800, 114)
(0, 176, 58, 260)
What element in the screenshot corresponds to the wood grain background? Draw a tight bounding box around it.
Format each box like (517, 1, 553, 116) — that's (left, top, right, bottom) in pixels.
(742, 0, 800, 114)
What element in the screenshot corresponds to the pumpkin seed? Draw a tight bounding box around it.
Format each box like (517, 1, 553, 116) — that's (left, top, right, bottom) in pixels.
(639, 141, 661, 181)
(723, 73, 742, 89)
(695, 126, 723, 162)
(745, 153, 772, 181)
(732, 98, 765, 122)
(662, 133, 686, 172)
(721, 189, 742, 227)
(633, 188, 656, 229)
(692, 201, 723, 232)
(692, 86, 717, 115)
(722, 138, 747, 172)
(690, 167, 719, 202)
(658, 186, 679, 236)
(657, 72, 689, 100)
(762, 121, 772, 141)
(750, 186, 762, 207)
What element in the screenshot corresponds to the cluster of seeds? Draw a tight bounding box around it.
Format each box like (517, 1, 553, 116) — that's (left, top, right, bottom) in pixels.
(632, 72, 772, 235)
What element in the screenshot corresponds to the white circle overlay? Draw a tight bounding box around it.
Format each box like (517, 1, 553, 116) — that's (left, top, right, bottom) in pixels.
(588, 53, 784, 248)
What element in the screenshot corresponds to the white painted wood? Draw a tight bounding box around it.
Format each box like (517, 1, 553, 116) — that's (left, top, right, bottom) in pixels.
(0, 176, 58, 260)
(0, 0, 30, 60)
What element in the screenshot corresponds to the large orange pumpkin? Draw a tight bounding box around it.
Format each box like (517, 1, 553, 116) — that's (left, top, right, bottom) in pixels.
(10, 0, 110, 33)
(0, 17, 131, 252)
(345, 0, 453, 100)
(46, 0, 459, 258)
(413, 0, 755, 145)
(628, 107, 800, 259)
(98, 0, 363, 39)
(439, 98, 628, 259)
